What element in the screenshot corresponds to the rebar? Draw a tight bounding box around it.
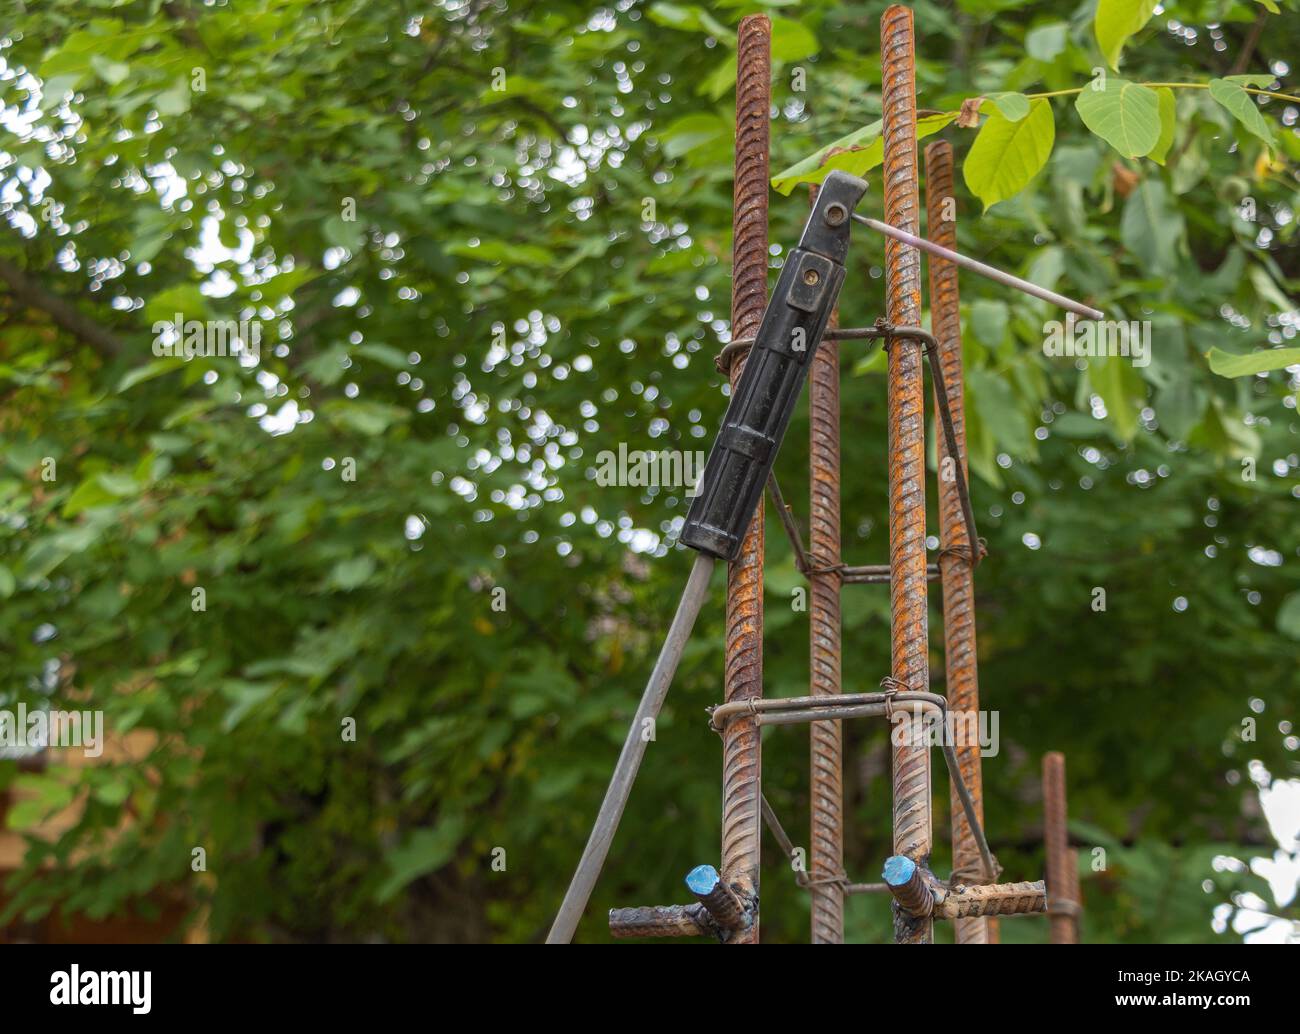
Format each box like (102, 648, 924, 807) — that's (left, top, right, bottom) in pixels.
(882, 855, 938, 917)
(935, 880, 1046, 919)
(686, 864, 753, 934)
(881, 2, 933, 944)
(720, 12, 770, 944)
(1043, 751, 1079, 943)
(925, 139, 992, 946)
(807, 186, 845, 940)
(608, 904, 711, 939)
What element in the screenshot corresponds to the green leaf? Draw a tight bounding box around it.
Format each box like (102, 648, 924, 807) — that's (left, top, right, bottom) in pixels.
(1148, 88, 1176, 165)
(1089, 353, 1139, 442)
(447, 239, 552, 266)
(375, 817, 468, 902)
(116, 360, 183, 394)
(772, 112, 955, 194)
(1121, 179, 1182, 274)
(983, 92, 1031, 122)
(1207, 78, 1276, 148)
(329, 555, 376, 591)
(326, 401, 409, 436)
(769, 17, 818, 62)
(1074, 79, 1161, 158)
(356, 343, 409, 370)
(1026, 23, 1068, 62)
(970, 299, 1009, 349)
(1205, 346, 1300, 377)
(963, 98, 1054, 210)
(1095, 0, 1158, 71)
(0, 565, 15, 599)
(1278, 592, 1300, 641)
(323, 215, 364, 252)
(647, 3, 733, 41)
(658, 113, 731, 159)
(144, 283, 209, 324)
(1254, 0, 1280, 15)
(699, 53, 737, 101)
(90, 56, 130, 85)
(154, 80, 192, 117)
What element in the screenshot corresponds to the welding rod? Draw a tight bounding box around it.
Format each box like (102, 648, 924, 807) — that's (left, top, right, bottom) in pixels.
(547, 552, 716, 944)
(851, 213, 1105, 321)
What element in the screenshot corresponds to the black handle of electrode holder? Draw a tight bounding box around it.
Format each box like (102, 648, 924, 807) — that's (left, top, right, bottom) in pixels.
(680, 170, 868, 561)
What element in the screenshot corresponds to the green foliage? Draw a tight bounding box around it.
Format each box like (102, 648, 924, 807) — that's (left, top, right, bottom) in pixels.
(964, 98, 1055, 209)
(0, 0, 1297, 945)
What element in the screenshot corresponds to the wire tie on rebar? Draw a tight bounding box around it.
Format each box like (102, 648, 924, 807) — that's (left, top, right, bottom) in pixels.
(1048, 898, 1082, 918)
(805, 557, 846, 578)
(938, 538, 988, 566)
(879, 675, 910, 719)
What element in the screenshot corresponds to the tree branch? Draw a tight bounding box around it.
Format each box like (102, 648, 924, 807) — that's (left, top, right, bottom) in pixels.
(0, 256, 125, 359)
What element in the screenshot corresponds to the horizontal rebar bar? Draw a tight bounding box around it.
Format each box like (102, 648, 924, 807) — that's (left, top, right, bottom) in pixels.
(709, 689, 946, 731)
(935, 880, 1046, 919)
(884, 856, 1046, 920)
(608, 904, 711, 939)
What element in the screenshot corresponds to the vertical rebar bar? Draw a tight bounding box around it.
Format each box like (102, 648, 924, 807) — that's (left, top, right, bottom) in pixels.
(807, 184, 845, 945)
(1067, 846, 1083, 942)
(1043, 751, 1078, 944)
(881, 2, 932, 945)
(924, 139, 990, 946)
(720, 13, 770, 944)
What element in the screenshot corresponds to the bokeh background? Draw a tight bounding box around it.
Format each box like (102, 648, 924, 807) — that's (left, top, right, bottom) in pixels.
(0, 0, 1297, 943)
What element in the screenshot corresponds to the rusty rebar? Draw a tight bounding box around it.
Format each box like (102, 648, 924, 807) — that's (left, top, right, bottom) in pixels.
(925, 138, 991, 946)
(882, 854, 937, 917)
(1043, 751, 1078, 943)
(720, 12, 770, 944)
(807, 183, 845, 945)
(881, 2, 932, 944)
(935, 880, 1046, 920)
(686, 864, 753, 935)
(608, 904, 711, 939)
(1066, 846, 1083, 940)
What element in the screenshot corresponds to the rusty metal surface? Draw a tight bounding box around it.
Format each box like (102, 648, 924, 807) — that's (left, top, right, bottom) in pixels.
(935, 880, 1046, 920)
(880, 2, 932, 944)
(608, 904, 710, 939)
(925, 139, 990, 946)
(807, 184, 845, 945)
(883, 855, 938, 918)
(686, 864, 753, 934)
(720, 13, 770, 944)
(1066, 846, 1083, 941)
(1043, 751, 1078, 943)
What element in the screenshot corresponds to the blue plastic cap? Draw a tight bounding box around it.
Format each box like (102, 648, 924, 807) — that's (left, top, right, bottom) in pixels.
(685, 864, 721, 895)
(882, 855, 917, 887)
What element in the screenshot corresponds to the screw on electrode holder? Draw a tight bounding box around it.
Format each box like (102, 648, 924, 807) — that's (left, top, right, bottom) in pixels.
(824, 201, 848, 226)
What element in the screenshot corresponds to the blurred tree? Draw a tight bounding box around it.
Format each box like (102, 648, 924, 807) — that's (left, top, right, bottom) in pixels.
(0, 0, 1296, 943)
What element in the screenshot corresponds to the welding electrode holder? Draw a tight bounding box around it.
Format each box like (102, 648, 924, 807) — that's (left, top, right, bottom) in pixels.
(679, 170, 869, 562)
